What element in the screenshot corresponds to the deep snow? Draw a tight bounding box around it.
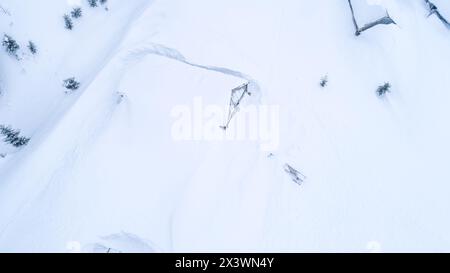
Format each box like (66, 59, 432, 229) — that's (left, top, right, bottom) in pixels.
(1, 0, 450, 252)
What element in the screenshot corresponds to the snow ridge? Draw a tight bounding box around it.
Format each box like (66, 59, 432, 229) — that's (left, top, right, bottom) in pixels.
(123, 42, 261, 97)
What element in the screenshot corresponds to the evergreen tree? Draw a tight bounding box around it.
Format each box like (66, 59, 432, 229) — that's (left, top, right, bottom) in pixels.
(88, 0, 98, 7)
(63, 77, 80, 91)
(2, 34, 20, 56)
(376, 82, 391, 97)
(71, 7, 83, 19)
(64, 14, 74, 30)
(0, 125, 30, 147)
(12, 136, 30, 147)
(28, 41, 37, 55)
(320, 75, 328, 88)
(0, 125, 16, 141)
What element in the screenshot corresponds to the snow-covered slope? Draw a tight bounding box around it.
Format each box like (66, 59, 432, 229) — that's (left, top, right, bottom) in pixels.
(1, 0, 450, 252)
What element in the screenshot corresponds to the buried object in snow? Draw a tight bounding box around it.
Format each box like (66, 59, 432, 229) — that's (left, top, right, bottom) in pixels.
(220, 82, 251, 130)
(284, 164, 306, 186)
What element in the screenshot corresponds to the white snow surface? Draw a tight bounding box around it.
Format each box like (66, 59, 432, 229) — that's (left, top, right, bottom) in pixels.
(1, 0, 450, 252)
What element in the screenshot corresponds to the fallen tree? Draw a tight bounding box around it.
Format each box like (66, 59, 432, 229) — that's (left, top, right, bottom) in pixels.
(347, 0, 396, 36)
(424, 0, 450, 29)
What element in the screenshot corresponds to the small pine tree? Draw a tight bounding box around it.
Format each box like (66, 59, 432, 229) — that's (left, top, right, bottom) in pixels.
(64, 14, 74, 30)
(0, 125, 30, 147)
(13, 136, 30, 147)
(88, 0, 98, 7)
(2, 34, 20, 56)
(28, 41, 37, 55)
(63, 77, 80, 91)
(71, 7, 83, 19)
(320, 75, 328, 88)
(0, 125, 16, 140)
(376, 82, 391, 97)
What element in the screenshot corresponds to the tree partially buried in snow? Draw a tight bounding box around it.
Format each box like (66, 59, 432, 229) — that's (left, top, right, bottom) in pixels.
(376, 82, 391, 97)
(320, 75, 328, 88)
(64, 14, 74, 30)
(88, 0, 98, 8)
(71, 7, 83, 19)
(63, 77, 80, 92)
(27, 41, 37, 55)
(2, 34, 20, 57)
(0, 125, 30, 147)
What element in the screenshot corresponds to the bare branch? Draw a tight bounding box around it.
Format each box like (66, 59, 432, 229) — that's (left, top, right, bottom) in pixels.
(358, 15, 396, 34)
(347, 0, 396, 36)
(0, 5, 11, 16)
(424, 0, 450, 29)
(284, 164, 306, 186)
(347, 0, 360, 35)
